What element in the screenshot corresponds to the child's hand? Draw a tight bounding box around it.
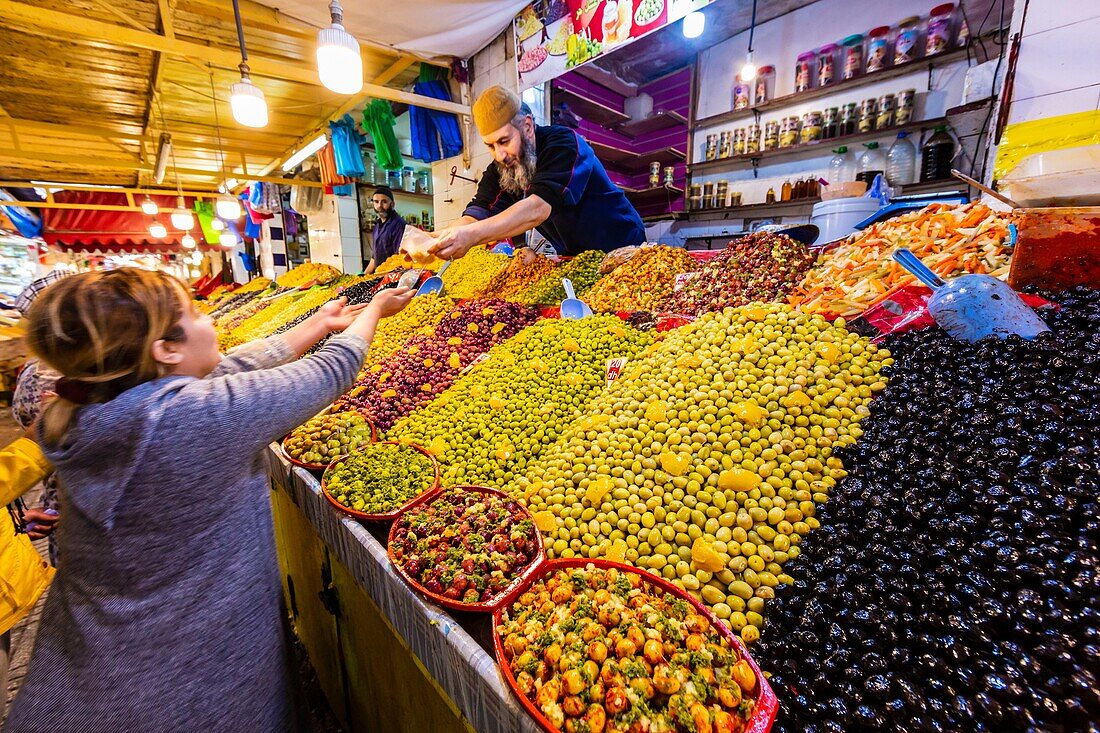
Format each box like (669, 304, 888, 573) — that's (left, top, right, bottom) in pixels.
(366, 287, 416, 319)
(24, 508, 59, 540)
(316, 298, 369, 332)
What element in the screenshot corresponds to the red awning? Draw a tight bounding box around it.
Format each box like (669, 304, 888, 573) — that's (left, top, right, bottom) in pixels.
(41, 190, 217, 252)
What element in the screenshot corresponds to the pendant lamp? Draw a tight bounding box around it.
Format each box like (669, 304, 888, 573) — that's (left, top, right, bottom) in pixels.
(317, 0, 363, 94)
(141, 196, 159, 215)
(171, 196, 195, 230)
(230, 0, 268, 128)
(182, 233, 197, 249)
(220, 231, 239, 248)
(149, 221, 168, 239)
(739, 0, 759, 82)
(216, 194, 242, 220)
(212, 218, 226, 231)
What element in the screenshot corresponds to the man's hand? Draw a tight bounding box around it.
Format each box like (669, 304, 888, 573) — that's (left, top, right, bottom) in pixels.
(366, 286, 416, 319)
(315, 297, 370, 333)
(24, 508, 59, 540)
(429, 225, 480, 261)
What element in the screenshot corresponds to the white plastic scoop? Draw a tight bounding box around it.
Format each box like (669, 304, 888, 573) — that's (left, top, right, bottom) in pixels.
(891, 248, 1050, 342)
(416, 260, 450, 296)
(560, 278, 593, 320)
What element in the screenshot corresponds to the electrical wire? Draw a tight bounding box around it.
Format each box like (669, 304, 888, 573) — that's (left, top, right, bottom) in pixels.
(747, 0, 758, 53)
(972, 0, 1010, 181)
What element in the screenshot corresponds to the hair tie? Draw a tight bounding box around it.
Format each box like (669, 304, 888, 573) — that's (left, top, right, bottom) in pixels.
(55, 378, 94, 405)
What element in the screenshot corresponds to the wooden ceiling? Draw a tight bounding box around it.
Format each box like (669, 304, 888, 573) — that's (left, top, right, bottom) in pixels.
(0, 0, 463, 193)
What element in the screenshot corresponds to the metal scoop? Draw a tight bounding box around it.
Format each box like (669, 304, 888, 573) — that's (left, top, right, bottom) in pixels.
(415, 260, 450, 296)
(560, 278, 593, 320)
(892, 248, 1050, 342)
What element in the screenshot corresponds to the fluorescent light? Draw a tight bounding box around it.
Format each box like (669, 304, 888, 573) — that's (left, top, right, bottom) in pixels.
(219, 178, 240, 193)
(149, 221, 168, 239)
(282, 133, 328, 172)
(220, 231, 239, 248)
(230, 76, 268, 128)
(141, 196, 159, 215)
(216, 193, 242, 220)
(181, 233, 197, 249)
(317, 1, 363, 95)
(683, 10, 705, 38)
(154, 133, 172, 184)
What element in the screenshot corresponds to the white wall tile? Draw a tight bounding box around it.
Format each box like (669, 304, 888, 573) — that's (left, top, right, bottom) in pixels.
(1020, 1, 1100, 38)
(1008, 86, 1100, 124)
(1012, 25, 1100, 102)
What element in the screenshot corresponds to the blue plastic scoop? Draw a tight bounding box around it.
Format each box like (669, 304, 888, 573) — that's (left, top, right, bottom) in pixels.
(560, 278, 593, 320)
(415, 260, 450, 296)
(891, 248, 1050, 342)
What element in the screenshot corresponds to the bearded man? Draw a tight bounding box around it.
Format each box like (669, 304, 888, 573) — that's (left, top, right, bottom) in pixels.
(429, 86, 645, 260)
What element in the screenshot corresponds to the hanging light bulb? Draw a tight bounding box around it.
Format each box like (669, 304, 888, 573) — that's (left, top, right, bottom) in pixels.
(683, 11, 705, 38)
(220, 231, 239, 249)
(171, 196, 195, 230)
(141, 196, 159, 215)
(216, 193, 242, 220)
(317, 0, 363, 94)
(229, 1, 268, 128)
(190, 268, 202, 279)
(149, 221, 168, 239)
(740, 51, 758, 82)
(181, 233, 197, 249)
(212, 218, 226, 231)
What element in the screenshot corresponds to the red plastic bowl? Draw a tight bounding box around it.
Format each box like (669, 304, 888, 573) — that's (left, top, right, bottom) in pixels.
(281, 409, 377, 472)
(320, 441, 440, 522)
(492, 558, 779, 733)
(387, 485, 547, 613)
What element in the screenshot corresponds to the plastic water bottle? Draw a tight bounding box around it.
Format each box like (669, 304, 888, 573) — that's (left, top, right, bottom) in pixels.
(857, 142, 886, 185)
(886, 132, 917, 186)
(828, 146, 857, 184)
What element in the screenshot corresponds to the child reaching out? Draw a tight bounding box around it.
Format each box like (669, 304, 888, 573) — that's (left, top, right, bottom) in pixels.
(5, 269, 413, 732)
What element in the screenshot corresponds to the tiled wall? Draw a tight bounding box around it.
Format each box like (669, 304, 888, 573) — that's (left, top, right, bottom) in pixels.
(306, 194, 364, 273)
(1005, 1, 1100, 123)
(432, 32, 520, 229)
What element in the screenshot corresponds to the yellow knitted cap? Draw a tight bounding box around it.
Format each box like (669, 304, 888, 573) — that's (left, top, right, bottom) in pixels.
(473, 85, 522, 137)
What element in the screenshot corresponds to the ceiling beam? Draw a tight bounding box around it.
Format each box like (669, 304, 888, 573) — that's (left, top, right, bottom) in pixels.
(0, 181, 219, 196)
(373, 56, 419, 87)
(0, 1, 467, 115)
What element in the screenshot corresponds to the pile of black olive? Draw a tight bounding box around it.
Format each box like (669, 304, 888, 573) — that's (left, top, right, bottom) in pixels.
(756, 287, 1100, 733)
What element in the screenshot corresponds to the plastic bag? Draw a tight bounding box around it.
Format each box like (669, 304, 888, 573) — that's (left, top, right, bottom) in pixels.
(863, 174, 893, 206)
(399, 226, 436, 265)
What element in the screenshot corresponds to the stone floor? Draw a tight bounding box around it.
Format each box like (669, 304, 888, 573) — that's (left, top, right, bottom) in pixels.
(0, 407, 343, 730)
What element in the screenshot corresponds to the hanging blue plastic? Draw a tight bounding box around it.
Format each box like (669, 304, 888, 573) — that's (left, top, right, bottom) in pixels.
(330, 115, 367, 178)
(410, 80, 463, 163)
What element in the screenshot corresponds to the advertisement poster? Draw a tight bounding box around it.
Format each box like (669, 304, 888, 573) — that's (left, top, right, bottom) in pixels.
(514, 0, 711, 88)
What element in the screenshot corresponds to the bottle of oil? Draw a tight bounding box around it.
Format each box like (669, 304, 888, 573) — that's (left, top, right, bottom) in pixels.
(781, 179, 793, 201)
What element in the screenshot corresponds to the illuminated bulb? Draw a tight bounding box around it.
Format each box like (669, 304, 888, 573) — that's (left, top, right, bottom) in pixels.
(220, 231, 239, 248)
(740, 51, 758, 82)
(216, 193, 242, 220)
(149, 221, 168, 239)
(683, 11, 705, 38)
(190, 268, 201, 278)
(140, 197, 159, 215)
(171, 197, 194, 230)
(211, 218, 226, 231)
(181, 233, 196, 249)
(317, 1, 363, 94)
(230, 75, 268, 128)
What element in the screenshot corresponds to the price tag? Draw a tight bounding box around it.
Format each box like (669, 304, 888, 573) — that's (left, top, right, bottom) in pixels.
(461, 352, 491, 374)
(673, 272, 698, 292)
(606, 357, 628, 386)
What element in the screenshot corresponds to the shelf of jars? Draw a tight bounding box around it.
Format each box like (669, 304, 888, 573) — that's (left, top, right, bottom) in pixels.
(689, 116, 948, 172)
(693, 47, 971, 131)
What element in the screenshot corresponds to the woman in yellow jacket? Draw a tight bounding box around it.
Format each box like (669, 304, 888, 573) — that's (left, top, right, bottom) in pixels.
(0, 436, 56, 698)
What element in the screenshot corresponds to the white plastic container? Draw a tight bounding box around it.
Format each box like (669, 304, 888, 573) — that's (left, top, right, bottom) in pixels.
(828, 146, 857, 185)
(887, 132, 917, 186)
(999, 144, 1100, 207)
(810, 197, 882, 244)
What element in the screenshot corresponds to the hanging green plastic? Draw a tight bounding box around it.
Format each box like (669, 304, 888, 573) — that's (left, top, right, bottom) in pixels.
(362, 99, 405, 171)
(194, 200, 219, 245)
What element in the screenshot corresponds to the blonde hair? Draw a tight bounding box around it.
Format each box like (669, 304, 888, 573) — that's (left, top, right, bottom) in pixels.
(26, 268, 189, 445)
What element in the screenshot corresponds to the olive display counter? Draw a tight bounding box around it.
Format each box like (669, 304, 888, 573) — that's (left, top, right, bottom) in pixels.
(265, 448, 541, 733)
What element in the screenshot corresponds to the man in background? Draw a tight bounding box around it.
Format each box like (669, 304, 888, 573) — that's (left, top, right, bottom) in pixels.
(364, 186, 406, 274)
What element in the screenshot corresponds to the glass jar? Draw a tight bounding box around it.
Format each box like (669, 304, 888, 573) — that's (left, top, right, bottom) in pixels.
(894, 16, 922, 65)
(702, 181, 715, 210)
(719, 130, 733, 158)
(817, 44, 838, 87)
(866, 26, 891, 73)
(745, 124, 761, 154)
(754, 66, 775, 105)
(781, 179, 793, 201)
(779, 116, 801, 148)
(926, 3, 955, 56)
(765, 187, 776, 204)
(733, 75, 751, 110)
(858, 98, 878, 133)
(649, 162, 662, 188)
(388, 169, 403, 190)
(876, 94, 896, 129)
(842, 34, 864, 80)
(688, 183, 703, 211)
(801, 111, 823, 144)
(705, 134, 719, 161)
(763, 120, 780, 151)
(733, 127, 747, 156)
(664, 166, 676, 186)
(715, 180, 729, 209)
(823, 107, 839, 139)
(896, 89, 916, 125)
(417, 170, 432, 195)
(840, 103, 859, 136)
(795, 52, 815, 93)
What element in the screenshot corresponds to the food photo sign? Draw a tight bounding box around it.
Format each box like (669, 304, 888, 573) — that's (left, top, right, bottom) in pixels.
(514, 0, 713, 87)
